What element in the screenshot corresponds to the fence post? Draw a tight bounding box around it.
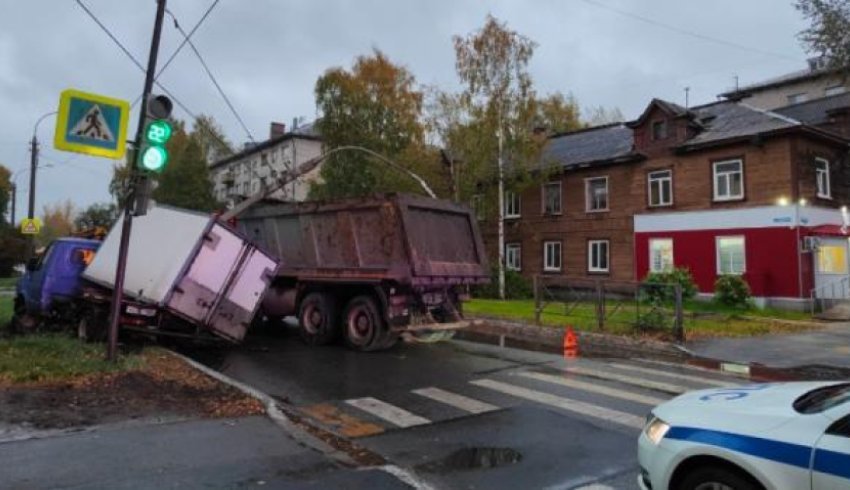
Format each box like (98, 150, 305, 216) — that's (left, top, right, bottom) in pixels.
(596, 280, 604, 331)
(674, 283, 684, 342)
(533, 275, 541, 325)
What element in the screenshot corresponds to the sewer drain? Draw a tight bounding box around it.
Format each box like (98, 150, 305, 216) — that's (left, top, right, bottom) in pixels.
(420, 447, 522, 472)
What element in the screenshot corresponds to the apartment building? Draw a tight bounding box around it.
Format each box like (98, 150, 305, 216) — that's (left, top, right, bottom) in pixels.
(496, 97, 850, 309)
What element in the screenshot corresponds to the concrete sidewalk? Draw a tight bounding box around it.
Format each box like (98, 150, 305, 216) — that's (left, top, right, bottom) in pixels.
(0, 416, 409, 489)
(686, 323, 850, 370)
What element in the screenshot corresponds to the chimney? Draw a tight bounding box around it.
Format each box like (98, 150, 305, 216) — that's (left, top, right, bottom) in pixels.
(270, 122, 286, 139)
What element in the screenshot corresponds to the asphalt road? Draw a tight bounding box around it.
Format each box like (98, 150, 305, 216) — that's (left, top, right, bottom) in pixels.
(189, 329, 747, 490)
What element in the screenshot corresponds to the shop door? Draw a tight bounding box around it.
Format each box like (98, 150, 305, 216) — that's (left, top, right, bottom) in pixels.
(814, 237, 850, 299)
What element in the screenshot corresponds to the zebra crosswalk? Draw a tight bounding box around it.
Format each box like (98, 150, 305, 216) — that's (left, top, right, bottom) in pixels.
(296, 358, 746, 439)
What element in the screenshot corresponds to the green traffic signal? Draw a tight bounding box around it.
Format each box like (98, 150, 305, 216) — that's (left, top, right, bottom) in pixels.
(141, 145, 168, 172)
(138, 119, 172, 173)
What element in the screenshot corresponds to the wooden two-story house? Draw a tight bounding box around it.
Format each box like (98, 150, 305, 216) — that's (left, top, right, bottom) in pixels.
(497, 96, 850, 309)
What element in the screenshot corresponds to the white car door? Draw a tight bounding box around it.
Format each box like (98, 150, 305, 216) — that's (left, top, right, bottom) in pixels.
(812, 414, 850, 489)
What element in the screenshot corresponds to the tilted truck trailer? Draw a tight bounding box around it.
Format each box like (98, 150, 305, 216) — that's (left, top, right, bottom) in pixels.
(79, 205, 279, 343)
(238, 193, 490, 351)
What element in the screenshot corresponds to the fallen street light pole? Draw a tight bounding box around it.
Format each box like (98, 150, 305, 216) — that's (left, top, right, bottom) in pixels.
(106, 0, 167, 362)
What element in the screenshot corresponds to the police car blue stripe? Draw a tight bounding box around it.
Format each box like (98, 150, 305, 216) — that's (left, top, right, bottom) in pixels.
(666, 427, 811, 470)
(667, 427, 850, 480)
(813, 448, 850, 479)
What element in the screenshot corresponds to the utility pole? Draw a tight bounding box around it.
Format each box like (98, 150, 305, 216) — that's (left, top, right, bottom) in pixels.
(10, 182, 15, 226)
(497, 105, 505, 300)
(106, 0, 167, 361)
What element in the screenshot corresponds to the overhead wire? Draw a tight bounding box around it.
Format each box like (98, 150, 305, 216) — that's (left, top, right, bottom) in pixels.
(578, 0, 802, 63)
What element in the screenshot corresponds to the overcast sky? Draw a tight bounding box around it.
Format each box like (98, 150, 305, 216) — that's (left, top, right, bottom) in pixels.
(0, 0, 812, 219)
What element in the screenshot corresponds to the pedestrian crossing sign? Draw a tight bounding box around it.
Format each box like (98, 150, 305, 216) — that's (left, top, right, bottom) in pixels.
(54, 88, 130, 159)
(20, 218, 42, 235)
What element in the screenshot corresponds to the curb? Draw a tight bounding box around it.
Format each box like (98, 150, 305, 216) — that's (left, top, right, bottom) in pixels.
(166, 350, 355, 465)
(168, 350, 436, 490)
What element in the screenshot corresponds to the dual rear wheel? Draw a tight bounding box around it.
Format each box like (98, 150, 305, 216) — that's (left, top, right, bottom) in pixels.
(298, 292, 397, 351)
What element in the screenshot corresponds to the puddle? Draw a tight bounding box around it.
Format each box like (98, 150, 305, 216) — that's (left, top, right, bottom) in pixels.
(418, 447, 522, 472)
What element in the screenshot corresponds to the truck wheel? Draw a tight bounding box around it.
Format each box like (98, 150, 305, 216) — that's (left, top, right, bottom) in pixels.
(342, 295, 388, 351)
(10, 298, 38, 335)
(298, 292, 338, 345)
(78, 307, 108, 342)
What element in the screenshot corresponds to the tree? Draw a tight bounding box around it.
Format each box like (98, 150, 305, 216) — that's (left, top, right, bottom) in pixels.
(39, 200, 75, 247)
(0, 165, 24, 276)
(74, 202, 118, 231)
(153, 122, 220, 212)
(452, 15, 540, 299)
(583, 105, 625, 126)
(0, 164, 10, 227)
(193, 114, 234, 165)
(536, 92, 582, 134)
(796, 0, 850, 70)
(310, 50, 429, 199)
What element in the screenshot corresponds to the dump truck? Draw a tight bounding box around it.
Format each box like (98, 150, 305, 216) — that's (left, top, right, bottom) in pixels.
(238, 193, 489, 351)
(75, 205, 279, 343)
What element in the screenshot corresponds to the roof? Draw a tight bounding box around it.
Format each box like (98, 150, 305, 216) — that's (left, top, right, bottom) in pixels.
(210, 122, 322, 170)
(720, 65, 843, 99)
(541, 123, 637, 168)
(773, 92, 850, 125)
(679, 101, 800, 148)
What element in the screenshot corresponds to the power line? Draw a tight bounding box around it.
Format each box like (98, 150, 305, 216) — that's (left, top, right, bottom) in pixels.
(166, 8, 257, 143)
(74, 0, 235, 156)
(579, 0, 802, 63)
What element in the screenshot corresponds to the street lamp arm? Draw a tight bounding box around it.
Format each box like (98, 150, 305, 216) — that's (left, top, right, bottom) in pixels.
(221, 145, 437, 221)
(33, 111, 58, 140)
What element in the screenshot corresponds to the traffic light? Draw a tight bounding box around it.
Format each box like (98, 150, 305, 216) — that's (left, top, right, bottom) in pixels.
(137, 94, 173, 173)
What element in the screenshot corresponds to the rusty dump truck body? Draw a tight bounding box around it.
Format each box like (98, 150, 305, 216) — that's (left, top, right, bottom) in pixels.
(238, 194, 489, 351)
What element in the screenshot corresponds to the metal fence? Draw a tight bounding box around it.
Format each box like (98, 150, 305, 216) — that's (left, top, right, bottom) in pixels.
(532, 276, 684, 341)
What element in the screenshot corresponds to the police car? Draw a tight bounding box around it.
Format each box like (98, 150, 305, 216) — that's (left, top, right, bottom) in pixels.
(638, 381, 850, 490)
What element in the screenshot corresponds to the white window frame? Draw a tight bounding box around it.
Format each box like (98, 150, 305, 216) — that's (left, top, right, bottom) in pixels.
(647, 170, 673, 207)
(712, 159, 744, 202)
(787, 92, 808, 104)
(542, 181, 562, 215)
(587, 240, 609, 273)
(585, 176, 609, 212)
(825, 85, 846, 97)
(504, 190, 521, 219)
(816, 157, 831, 199)
(649, 238, 674, 273)
(716, 236, 746, 275)
(505, 243, 521, 271)
(543, 241, 562, 272)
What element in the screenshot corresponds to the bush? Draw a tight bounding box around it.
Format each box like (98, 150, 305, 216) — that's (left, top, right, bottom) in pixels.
(714, 275, 752, 309)
(641, 267, 698, 303)
(473, 267, 533, 300)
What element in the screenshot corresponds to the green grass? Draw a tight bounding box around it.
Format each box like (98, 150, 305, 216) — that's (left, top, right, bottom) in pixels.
(0, 276, 18, 289)
(0, 296, 12, 329)
(465, 298, 818, 339)
(0, 334, 143, 384)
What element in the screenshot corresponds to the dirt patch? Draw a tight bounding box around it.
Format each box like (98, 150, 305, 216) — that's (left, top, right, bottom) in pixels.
(0, 349, 264, 431)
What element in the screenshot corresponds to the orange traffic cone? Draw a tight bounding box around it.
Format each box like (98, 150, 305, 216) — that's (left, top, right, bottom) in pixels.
(563, 326, 579, 359)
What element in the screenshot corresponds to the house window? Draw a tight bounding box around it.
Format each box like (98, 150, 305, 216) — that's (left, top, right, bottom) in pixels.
(585, 177, 609, 212)
(717, 236, 746, 275)
(588, 240, 609, 273)
(787, 93, 808, 104)
(652, 120, 668, 140)
(543, 241, 562, 272)
(506, 243, 521, 271)
(825, 85, 846, 97)
(649, 238, 674, 273)
(648, 170, 673, 207)
(504, 190, 521, 218)
(471, 195, 484, 220)
(816, 157, 831, 199)
(542, 182, 562, 215)
(713, 159, 744, 201)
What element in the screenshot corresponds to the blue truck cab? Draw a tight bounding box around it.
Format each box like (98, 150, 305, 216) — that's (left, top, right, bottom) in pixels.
(13, 237, 101, 329)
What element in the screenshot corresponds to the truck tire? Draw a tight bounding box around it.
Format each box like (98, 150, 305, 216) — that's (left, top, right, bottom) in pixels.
(10, 297, 38, 335)
(342, 295, 389, 351)
(77, 307, 108, 342)
(298, 292, 339, 345)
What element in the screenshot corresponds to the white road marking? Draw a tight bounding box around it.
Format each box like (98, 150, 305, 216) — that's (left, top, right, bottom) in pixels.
(607, 363, 736, 388)
(636, 358, 746, 378)
(565, 366, 690, 395)
(515, 371, 668, 406)
(411, 387, 498, 414)
(345, 397, 431, 428)
(471, 379, 645, 429)
(574, 485, 614, 490)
